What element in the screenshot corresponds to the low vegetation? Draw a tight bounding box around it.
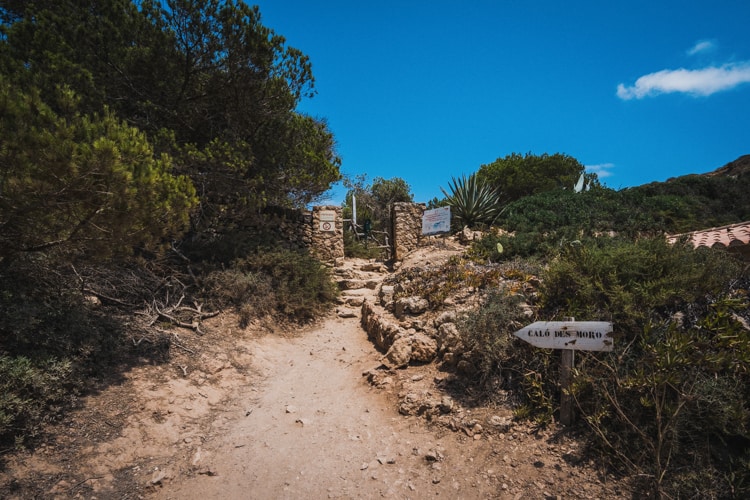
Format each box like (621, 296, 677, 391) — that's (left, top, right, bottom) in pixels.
(460, 235, 749, 498)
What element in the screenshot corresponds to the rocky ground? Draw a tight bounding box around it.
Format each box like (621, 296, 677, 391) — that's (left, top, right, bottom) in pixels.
(0, 240, 634, 499)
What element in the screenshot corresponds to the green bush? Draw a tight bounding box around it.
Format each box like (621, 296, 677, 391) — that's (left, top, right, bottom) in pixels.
(207, 250, 338, 323)
(0, 356, 73, 442)
(463, 236, 749, 496)
(538, 237, 749, 497)
(0, 258, 133, 448)
(539, 237, 741, 334)
(459, 289, 556, 421)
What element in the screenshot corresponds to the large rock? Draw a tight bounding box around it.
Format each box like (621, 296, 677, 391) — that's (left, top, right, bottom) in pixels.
(379, 285, 395, 306)
(383, 336, 412, 368)
(437, 322, 462, 354)
(458, 225, 484, 243)
(361, 262, 387, 272)
(434, 311, 457, 327)
(394, 296, 429, 319)
(410, 333, 437, 363)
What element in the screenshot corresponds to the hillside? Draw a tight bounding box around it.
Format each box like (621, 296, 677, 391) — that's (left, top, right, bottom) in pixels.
(704, 154, 750, 179)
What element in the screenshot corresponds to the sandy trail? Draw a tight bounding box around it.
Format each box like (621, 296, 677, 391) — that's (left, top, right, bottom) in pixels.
(156, 313, 495, 499)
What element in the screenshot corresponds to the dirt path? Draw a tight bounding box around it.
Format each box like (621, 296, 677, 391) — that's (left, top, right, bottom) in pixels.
(1, 253, 632, 499)
(156, 313, 499, 499)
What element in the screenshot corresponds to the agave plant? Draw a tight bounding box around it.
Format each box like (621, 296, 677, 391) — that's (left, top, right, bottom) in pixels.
(441, 173, 504, 229)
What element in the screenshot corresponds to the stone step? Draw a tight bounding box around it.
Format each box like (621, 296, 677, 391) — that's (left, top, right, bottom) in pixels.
(336, 278, 380, 291)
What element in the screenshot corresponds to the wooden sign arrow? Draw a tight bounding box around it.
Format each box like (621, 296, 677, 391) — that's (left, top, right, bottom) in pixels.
(514, 321, 614, 352)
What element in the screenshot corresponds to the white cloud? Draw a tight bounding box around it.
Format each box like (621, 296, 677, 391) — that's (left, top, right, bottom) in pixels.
(616, 63, 750, 100)
(586, 163, 614, 178)
(687, 40, 716, 56)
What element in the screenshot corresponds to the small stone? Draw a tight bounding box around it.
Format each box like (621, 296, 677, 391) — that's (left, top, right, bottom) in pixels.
(151, 470, 167, 485)
(439, 396, 454, 413)
(192, 448, 203, 466)
(49, 480, 72, 495)
(286, 405, 297, 414)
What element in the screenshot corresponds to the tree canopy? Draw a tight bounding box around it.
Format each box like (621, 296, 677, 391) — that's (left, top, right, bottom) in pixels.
(0, 76, 197, 265)
(0, 0, 342, 244)
(343, 175, 413, 228)
(477, 152, 597, 203)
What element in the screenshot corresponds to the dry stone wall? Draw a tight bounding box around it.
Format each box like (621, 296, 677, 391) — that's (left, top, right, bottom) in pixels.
(253, 201, 434, 264)
(237, 205, 343, 263)
(239, 206, 312, 252)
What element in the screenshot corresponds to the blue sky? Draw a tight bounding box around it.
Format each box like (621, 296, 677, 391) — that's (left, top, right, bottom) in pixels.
(255, 0, 750, 204)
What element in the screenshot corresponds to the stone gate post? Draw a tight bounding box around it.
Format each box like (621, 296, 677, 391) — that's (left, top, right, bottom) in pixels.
(310, 205, 344, 263)
(391, 202, 426, 261)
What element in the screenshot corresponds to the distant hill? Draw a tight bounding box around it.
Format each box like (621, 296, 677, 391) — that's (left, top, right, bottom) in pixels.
(703, 154, 750, 179)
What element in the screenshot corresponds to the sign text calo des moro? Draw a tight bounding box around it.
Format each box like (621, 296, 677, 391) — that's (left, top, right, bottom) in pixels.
(514, 321, 614, 352)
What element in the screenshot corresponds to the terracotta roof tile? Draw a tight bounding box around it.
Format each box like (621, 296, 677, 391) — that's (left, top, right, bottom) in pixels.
(667, 221, 750, 249)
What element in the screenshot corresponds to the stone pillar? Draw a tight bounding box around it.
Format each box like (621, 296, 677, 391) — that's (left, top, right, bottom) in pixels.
(310, 205, 344, 262)
(391, 202, 426, 261)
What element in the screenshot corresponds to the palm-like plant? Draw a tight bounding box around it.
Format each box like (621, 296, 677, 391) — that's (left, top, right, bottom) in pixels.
(441, 173, 504, 229)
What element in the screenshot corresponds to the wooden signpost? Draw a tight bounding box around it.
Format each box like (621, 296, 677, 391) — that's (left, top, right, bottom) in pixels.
(514, 319, 614, 425)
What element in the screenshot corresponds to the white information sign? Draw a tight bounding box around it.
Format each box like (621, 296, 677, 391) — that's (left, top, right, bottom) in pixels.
(422, 206, 451, 236)
(514, 321, 614, 352)
(319, 210, 336, 232)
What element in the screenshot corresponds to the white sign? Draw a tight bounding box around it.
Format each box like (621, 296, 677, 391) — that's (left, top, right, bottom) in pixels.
(514, 321, 614, 352)
(319, 210, 336, 232)
(422, 206, 451, 235)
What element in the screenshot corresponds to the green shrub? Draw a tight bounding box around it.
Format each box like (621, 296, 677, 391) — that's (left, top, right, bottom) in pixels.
(539, 237, 741, 334)
(463, 236, 749, 496)
(536, 237, 749, 497)
(0, 258, 134, 448)
(0, 356, 73, 441)
(202, 268, 276, 327)
(459, 289, 556, 422)
(214, 250, 338, 323)
(343, 229, 385, 260)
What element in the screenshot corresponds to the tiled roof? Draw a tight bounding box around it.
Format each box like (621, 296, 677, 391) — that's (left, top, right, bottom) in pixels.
(667, 221, 750, 249)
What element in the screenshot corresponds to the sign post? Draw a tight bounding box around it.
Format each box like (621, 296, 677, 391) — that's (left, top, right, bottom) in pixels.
(514, 319, 613, 425)
(421, 206, 451, 236)
(319, 210, 336, 232)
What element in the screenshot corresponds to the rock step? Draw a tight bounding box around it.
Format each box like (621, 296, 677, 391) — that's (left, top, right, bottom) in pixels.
(336, 278, 380, 291)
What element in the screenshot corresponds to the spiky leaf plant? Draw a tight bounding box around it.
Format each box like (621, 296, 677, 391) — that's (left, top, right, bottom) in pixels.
(441, 173, 504, 229)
